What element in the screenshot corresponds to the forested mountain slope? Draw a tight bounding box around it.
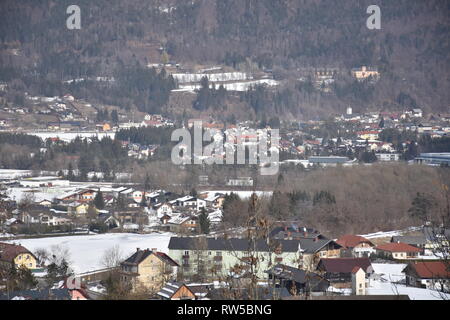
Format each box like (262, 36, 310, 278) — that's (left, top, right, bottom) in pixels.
(1, 0, 449, 118)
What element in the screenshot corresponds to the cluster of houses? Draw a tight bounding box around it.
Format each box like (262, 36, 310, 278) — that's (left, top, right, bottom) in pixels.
(1, 223, 448, 300)
(121, 142, 160, 160)
(0, 177, 224, 235)
(274, 105, 450, 167)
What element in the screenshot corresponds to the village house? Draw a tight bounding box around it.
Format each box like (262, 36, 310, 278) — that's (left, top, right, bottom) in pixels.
(170, 196, 206, 211)
(270, 224, 325, 241)
(375, 242, 422, 260)
(336, 235, 376, 258)
(166, 214, 198, 234)
(357, 130, 379, 140)
(375, 153, 400, 162)
(351, 267, 367, 295)
(390, 235, 428, 253)
(58, 189, 97, 203)
(0, 289, 72, 300)
(199, 192, 226, 209)
(351, 66, 380, 81)
(316, 257, 373, 289)
(67, 202, 90, 216)
(0, 242, 38, 271)
(226, 177, 254, 187)
(403, 261, 450, 292)
(266, 264, 329, 296)
(119, 248, 178, 292)
(152, 202, 173, 217)
(156, 281, 197, 300)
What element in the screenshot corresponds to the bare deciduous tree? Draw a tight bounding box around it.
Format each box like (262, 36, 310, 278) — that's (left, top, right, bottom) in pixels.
(101, 245, 123, 269)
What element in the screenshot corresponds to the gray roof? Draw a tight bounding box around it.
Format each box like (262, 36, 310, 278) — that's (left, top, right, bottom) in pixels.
(157, 281, 192, 300)
(266, 264, 329, 291)
(0, 289, 71, 300)
(123, 249, 178, 267)
(390, 235, 427, 245)
(168, 237, 340, 254)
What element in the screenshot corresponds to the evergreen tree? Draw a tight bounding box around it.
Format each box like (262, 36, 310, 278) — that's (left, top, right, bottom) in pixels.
(115, 194, 126, 211)
(140, 193, 147, 207)
(408, 192, 434, 222)
(144, 174, 151, 191)
(111, 109, 119, 124)
(94, 191, 105, 210)
(199, 208, 210, 234)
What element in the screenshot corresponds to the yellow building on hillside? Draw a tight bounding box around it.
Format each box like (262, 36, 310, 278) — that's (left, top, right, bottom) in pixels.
(351, 66, 380, 80)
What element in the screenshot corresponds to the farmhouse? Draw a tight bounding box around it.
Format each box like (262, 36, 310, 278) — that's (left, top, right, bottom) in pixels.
(403, 261, 450, 291)
(336, 235, 375, 257)
(375, 242, 421, 260)
(266, 264, 329, 295)
(316, 258, 373, 289)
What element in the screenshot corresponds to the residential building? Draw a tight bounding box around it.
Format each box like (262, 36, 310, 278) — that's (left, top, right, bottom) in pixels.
(168, 237, 342, 280)
(403, 261, 450, 292)
(316, 257, 373, 288)
(375, 242, 421, 260)
(351, 66, 380, 81)
(351, 267, 367, 295)
(336, 235, 375, 257)
(156, 281, 197, 300)
(119, 248, 178, 292)
(390, 235, 427, 252)
(375, 153, 400, 162)
(0, 242, 38, 271)
(0, 289, 72, 300)
(266, 264, 329, 295)
(226, 177, 254, 187)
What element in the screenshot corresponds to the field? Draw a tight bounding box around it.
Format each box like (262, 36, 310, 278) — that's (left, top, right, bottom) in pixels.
(7, 232, 173, 274)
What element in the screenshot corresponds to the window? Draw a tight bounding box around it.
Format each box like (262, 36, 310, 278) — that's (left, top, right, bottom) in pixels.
(216, 252, 222, 256)
(184, 251, 189, 256)
(359, 283, 362, 288)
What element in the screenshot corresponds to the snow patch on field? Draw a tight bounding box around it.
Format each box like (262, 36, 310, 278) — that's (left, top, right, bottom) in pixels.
(24, 131, 115, 142)
(7, 232, 173, 274)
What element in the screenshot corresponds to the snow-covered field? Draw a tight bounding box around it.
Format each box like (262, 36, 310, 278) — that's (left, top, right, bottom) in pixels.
(0, 169, 33, 180)
(368, 279, 449, 300)
(23, 131, 115, 142)
(174, 79, 279, 92)
(372, 263, 406, 283)
(368, 263, 449, 300)
(7, 232, 173, 274)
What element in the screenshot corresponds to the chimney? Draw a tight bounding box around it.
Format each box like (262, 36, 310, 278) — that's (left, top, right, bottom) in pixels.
(136, 248, 140, 252)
